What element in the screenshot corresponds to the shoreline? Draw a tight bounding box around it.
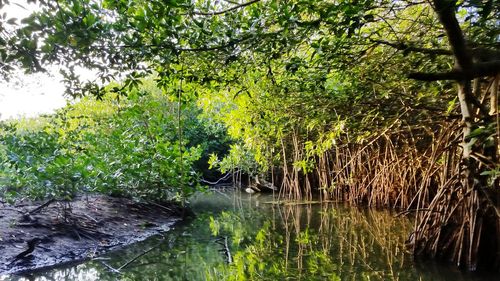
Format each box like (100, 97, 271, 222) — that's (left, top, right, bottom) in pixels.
(0, 194, 185, 276)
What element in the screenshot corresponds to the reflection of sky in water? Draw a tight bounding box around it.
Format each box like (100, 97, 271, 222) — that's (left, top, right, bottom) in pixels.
(2, 191, 497, 281)
(3, 265, 101, 281)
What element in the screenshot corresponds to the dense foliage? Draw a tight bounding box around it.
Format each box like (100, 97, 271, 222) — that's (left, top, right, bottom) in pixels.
(0, 81, 230, 202)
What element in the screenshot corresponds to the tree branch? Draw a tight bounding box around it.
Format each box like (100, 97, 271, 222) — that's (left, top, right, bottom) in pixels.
(176, 36, 251, 52)
(432, 0, 473, 73)
(89, 34, 253, 54)
(371, 39, 452, 55)
(408, 71, 464, 81)
(408, 60, 500, 81)
(191, 0, 260, 16)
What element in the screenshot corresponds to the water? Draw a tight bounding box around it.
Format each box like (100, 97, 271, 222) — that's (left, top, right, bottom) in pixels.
(5, 191, 499, 280)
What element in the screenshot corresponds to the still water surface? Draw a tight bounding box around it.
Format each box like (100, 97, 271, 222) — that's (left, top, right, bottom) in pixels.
(7, 191, 499, 280)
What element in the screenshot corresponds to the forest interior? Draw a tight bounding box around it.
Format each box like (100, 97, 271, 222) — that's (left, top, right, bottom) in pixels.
(0, 0, 499, 276)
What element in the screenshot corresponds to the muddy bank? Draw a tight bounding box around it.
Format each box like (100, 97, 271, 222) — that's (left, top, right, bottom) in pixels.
(0, 194, 185, 276)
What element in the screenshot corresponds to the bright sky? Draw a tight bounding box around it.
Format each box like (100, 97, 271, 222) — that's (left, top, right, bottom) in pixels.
(0, 72, 67, 120)
(0, 1, 67, 121)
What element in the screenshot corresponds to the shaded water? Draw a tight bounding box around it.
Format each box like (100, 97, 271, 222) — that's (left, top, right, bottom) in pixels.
(5, 191, 498, 280)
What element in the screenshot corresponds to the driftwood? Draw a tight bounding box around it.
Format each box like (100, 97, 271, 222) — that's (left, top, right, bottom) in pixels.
(255, 176, 278, 191)
(25, 199, 55, 216)
(247, 176, 278, 194)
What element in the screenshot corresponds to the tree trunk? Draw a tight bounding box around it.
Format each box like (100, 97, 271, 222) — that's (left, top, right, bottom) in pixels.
(411, 0, 500, 271)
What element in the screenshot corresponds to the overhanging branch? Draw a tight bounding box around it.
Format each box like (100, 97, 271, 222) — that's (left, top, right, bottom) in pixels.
(371, 39, 500, 59)
(371, 39, 452, 56)
(409, 60, 500, 81)
(432, 0, 473, 72)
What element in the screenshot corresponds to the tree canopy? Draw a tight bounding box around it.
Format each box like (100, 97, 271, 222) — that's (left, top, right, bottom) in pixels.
(0, 0, 499, 271)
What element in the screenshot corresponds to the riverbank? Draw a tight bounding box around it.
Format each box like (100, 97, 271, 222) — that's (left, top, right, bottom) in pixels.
(0, 194, 185, 275)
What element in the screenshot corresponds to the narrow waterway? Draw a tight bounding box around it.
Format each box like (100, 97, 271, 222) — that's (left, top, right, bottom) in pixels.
(6, 190, 498, 280)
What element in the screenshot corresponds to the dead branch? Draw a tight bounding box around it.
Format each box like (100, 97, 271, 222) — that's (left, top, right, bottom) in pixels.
(24, 198, 55, 216)
(200, 172, 233, 185)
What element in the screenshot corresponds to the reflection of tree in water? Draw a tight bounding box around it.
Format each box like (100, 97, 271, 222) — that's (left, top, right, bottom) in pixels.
(207, 201, 421, 281)
(281, 203, 414, 281)
(14, 193, 494, 281)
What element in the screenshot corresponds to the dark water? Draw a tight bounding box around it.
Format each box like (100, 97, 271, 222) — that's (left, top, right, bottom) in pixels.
(3, 191, 498, 281)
